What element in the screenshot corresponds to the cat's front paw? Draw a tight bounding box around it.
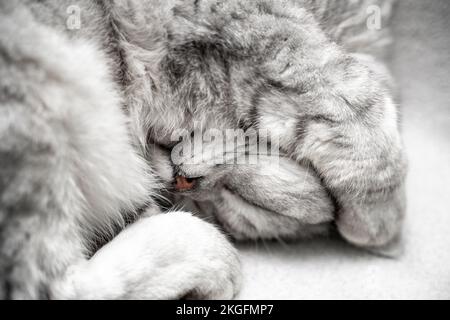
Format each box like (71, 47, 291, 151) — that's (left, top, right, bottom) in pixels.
(53, 212, 241, 300)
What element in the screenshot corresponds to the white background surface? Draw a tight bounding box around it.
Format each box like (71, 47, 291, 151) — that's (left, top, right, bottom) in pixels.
(237, 0, 450, 300)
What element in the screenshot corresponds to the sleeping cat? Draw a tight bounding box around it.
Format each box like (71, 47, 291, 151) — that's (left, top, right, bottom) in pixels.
(0, 0, 406, 299)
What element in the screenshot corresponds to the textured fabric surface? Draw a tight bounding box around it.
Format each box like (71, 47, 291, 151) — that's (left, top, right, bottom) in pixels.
(237, 0, 450, 299)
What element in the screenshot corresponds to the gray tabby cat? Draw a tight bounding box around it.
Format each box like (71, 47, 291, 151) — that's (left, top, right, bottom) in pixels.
(0, 0, 406, 299)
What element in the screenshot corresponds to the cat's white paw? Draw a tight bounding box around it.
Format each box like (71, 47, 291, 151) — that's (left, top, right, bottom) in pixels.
(52, 212, 241, 300)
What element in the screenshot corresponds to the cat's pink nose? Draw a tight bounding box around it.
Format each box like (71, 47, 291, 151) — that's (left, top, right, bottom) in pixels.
(174, 176, 196, 191)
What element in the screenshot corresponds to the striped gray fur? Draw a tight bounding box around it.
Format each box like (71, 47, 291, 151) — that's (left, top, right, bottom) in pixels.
(0, 0, 405, 299)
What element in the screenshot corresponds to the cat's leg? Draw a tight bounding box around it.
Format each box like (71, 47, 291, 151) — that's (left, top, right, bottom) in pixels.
(52, 211, 241, 300)
(169, 134, 334, 240)
(169, 0, 407, 248)
(213, 0, 406, 249)
(0, 5, 152, 299)
(236, 16, 407, 248)
(252, 53, 406, 249)
(213, 156, 334, 241)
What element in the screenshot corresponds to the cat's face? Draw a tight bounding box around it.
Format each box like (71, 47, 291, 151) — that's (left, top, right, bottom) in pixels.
(170, 134, 235, 201)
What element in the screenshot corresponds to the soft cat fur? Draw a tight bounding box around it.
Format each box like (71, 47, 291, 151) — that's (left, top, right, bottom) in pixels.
(0, 0, 406, 299)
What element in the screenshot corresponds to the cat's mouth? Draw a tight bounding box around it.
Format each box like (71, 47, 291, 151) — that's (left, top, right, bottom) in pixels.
(174, 176, 200, 191)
